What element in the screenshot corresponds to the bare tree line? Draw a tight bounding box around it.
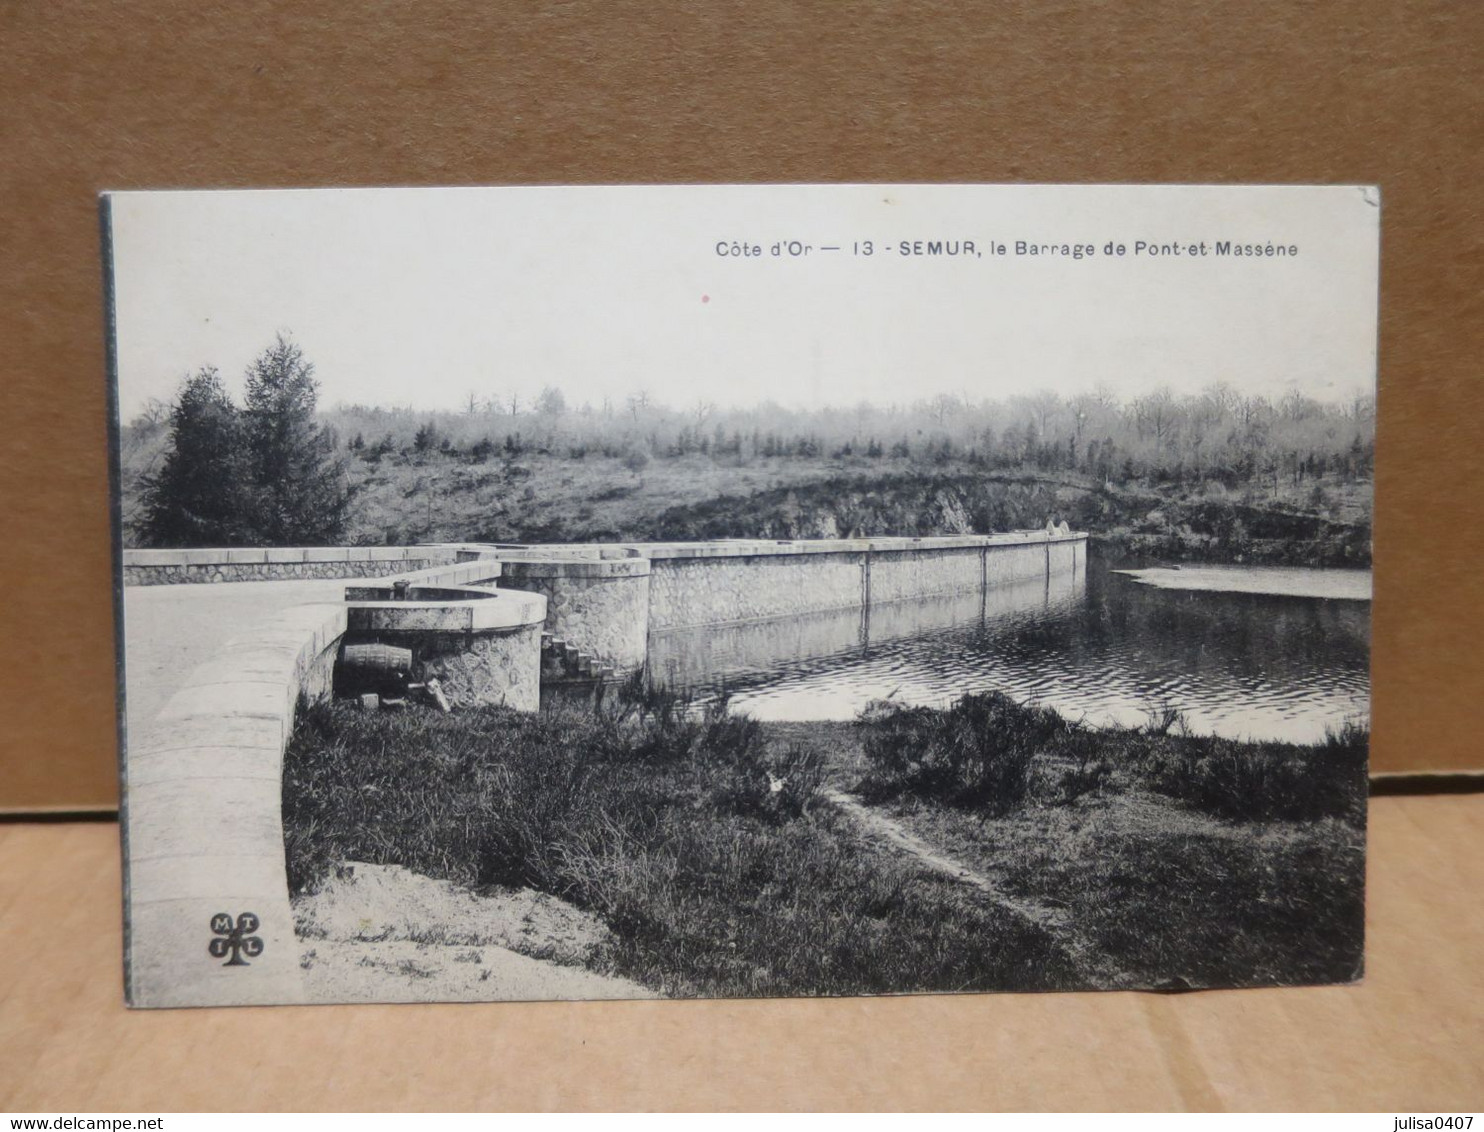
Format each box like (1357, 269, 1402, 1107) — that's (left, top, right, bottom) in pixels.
(301, 381, 1374, 487)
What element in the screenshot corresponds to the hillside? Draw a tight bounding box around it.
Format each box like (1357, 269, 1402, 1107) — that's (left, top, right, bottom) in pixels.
(118, 423, 1371, 566)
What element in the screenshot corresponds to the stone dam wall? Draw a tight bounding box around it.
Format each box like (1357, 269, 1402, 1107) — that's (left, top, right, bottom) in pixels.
(644, 540, 1057, 630)
(647, 568, 1088, 693)
(494, 532, 1087, 674)
(122, 536, 1088, 698)
(497, 556, 652, 675)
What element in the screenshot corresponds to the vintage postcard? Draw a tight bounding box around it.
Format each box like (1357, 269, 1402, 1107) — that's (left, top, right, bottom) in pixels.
(105, 184, 1378, 1006)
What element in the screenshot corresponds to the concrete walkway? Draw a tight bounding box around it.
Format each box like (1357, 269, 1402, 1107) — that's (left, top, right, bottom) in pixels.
(122, 579, 348, 735)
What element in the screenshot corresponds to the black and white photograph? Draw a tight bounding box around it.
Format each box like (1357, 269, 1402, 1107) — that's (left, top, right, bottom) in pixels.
(106, 184, 1378, 1007)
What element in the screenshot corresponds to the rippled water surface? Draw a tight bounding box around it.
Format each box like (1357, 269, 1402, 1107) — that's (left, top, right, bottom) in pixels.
(649, 560, 1371, 743)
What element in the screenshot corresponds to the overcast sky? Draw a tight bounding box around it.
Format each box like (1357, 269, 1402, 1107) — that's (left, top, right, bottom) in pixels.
(107, 184, 1379, 419)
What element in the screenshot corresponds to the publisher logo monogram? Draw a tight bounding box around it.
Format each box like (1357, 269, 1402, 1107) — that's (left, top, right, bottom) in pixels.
(208, 912, 263, 967)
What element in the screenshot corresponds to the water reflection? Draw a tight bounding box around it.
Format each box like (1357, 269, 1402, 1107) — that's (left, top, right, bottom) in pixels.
(648, 560, 1370, 744)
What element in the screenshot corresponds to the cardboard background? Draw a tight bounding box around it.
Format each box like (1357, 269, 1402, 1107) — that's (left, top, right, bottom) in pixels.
(2, 2, 1480, 810)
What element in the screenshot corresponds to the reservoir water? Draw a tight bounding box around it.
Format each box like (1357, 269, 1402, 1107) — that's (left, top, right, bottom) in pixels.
(647, 557, 1371, 744)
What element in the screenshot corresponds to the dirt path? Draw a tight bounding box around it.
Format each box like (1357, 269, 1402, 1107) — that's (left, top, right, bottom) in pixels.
(822, 787, 1135, 986)
(824, 787, 1092, 931)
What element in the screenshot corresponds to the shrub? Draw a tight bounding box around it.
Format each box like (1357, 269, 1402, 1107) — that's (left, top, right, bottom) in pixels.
(858, 692, 1065, 813)
(619, 682, 705, 764)
(856, 701, 949, 790)
(712, 741, 825, 822)
(1135, 721, 1368, 825)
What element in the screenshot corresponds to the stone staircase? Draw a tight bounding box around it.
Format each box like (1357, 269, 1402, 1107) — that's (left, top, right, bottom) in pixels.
(540, 632, 617, 682)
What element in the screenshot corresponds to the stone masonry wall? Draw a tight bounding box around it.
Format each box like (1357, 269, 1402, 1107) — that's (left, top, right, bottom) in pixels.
(123, 548, 463, 586)
(124, 557, 457, 586)
(647, 604, 866, 691)
(867, 547, 984, 603)
(985, 540, 1056, 585)
(648, 552, 866, 631)
(125, 602, 347, 1008)
(1049, 538, 1083, 575)
(419, 626, 543, 712)
(646, 538, 1083, 632)
(499, 569, 651, 673)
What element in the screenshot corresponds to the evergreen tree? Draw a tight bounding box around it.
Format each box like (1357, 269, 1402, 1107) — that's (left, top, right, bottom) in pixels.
(242, 333, 351, 545)
(138, 368, 252, 547)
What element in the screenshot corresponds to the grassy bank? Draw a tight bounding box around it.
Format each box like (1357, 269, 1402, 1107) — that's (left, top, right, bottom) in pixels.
(283, 692, 1077, 997)
(834, 695, 1366, 988)
(644, 468, 1372, 568)
(282, 689, 1367, 996)
(351, 458, 1370, 567)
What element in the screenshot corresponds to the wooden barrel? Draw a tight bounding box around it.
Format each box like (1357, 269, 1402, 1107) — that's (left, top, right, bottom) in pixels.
(339, 643, 413, 675)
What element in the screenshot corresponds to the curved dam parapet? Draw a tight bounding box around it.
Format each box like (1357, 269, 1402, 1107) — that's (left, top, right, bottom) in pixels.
(341, 559, 547, 712)
(124, 601, 348, 1007)
(121, 550, 516, 1006)
(120, 535, 1088, 716)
